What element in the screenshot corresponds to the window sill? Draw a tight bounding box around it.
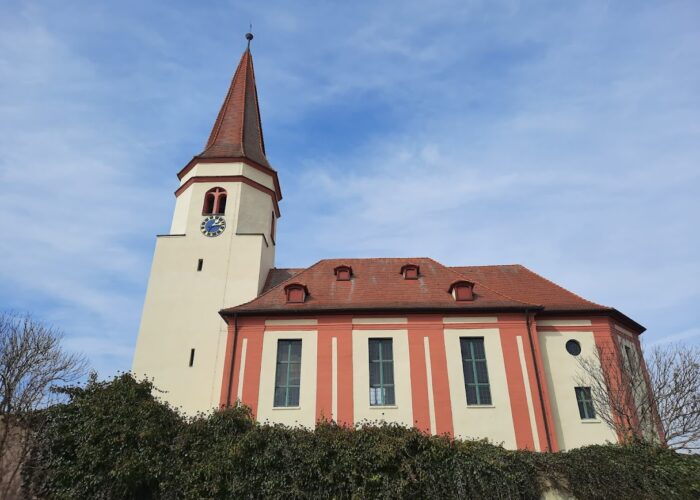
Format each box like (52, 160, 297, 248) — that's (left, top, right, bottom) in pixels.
(369, 405, 398, 409)
(272, 406, 301, 410)
(466, 405, 496, 409)
(580, 419, 601, 424)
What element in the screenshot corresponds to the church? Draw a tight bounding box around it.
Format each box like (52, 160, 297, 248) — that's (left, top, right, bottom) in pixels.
(132, 35, 647, 452)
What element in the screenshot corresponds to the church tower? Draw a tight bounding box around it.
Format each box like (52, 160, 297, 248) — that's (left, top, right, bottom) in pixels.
(132, 34, 281, 414)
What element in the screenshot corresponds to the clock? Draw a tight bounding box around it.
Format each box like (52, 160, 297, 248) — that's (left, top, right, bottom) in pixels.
(200, 215, 226, 237)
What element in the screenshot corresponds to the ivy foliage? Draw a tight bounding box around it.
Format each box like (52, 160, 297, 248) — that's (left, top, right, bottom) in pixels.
(21, 374, 700, 499)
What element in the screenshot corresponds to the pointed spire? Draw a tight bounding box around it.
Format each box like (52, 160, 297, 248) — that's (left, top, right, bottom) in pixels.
(198, 33, 271, 169)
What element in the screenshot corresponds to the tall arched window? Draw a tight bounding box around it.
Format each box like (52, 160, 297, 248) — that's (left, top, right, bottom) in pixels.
(202, 187, 227, 215)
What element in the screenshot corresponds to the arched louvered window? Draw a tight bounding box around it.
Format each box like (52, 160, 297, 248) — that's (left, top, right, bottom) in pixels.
(202, 187, 227, 215)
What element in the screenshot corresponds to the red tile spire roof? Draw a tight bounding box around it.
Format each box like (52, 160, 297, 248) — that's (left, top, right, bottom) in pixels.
(196, 41, 271, 169)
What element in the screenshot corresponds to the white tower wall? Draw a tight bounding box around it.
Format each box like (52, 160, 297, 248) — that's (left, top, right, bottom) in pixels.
(132, 161, 277, 414)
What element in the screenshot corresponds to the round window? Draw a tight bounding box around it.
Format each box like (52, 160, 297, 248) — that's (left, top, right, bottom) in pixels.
(565, 339, 581, 356)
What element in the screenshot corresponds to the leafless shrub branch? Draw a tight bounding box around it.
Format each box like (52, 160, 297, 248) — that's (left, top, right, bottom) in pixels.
(576, 340, 700, 452)
(0, 312, 88, 498)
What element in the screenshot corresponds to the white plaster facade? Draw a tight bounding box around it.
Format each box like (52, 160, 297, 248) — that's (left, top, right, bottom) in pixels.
(132, 160, 277, 415)
(444, 327, 517, 448)
(539, 330, 617, 450)
(257, 330, 318, 427)
(352, 328, 414, 427)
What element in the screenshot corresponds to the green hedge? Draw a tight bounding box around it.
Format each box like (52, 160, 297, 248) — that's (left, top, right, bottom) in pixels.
(21, 374, 700, 499)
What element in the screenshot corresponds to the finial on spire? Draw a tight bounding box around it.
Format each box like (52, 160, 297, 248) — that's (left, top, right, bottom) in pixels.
(245, 26, 253, 50)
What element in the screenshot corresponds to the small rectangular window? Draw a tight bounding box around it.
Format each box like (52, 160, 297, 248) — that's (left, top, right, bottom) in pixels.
(369, 338, 395, 406)
(274, 340, 302, 407)
(460, 337, 492, 405)
(624, 345, 635, 373)
(270, 212, 276, 244)
(189, 348, 195, 367)
(197, 259, 203, 271)
(575, 387, 596, 419)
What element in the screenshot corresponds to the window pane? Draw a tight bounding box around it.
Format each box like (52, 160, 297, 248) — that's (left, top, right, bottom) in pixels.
(383, 386, 395, 405)
(577, 399, 586, 419)
(585, 401, 596, 419)
(286, 387, 300, 407)
(478, 385, 492, 405)
(370, 387, 382, 406)
(369, 361, 381, 385)
(381, 339, 393, 360)
(460, 339, 473, 360)
(472, 339, 486, 359)
(275, 365, 287, 386)
(289, 341, 302, 362)
(277, 340, 287, 363)
(277, 341, 289, 362)
(466, 385, 477, 405)
(288, 362, 301, 386)
(369, 339, 380, 361)
(382, 361, 394, 384)
(475, 361, 490, 384)
(274, 387, 287, 407)
(463, 361, 475, 384)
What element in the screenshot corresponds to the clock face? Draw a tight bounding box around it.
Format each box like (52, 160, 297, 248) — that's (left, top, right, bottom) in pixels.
(200, 215, 226, 237)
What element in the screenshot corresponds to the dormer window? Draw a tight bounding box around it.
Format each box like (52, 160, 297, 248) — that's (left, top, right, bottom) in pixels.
(334, 265, 353, 281)
(400, 264, 420, 280)
(449, 281, 475, 301)
(203, 187, 227, 215)
(284, 283, 308, 304)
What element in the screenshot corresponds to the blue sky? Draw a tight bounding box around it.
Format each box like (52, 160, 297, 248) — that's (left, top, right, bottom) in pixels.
(1, 0, 698, 376)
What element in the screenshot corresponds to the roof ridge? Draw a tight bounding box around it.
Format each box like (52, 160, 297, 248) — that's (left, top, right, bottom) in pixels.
(315, 257, 437, 263)
(246, 52, 266, 156)
(450, 264, 522, 269)
(237, 50, 248, 155)
(429, 258, 540, 308)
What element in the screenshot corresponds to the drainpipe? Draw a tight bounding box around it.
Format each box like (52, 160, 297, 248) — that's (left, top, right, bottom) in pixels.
(525, 309, 553, 452)
(225, 313, 239, 408)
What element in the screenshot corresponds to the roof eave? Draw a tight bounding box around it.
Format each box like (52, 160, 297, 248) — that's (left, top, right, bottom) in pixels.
(219, 305, 645, 334)
(220, 304, 544, 318)
(538, 308, 646, 334)
(177, 155, 282, 201)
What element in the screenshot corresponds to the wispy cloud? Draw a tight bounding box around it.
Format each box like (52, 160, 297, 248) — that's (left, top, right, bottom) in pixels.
(646, 328, 700, 347)
(0, 0, 698, 377)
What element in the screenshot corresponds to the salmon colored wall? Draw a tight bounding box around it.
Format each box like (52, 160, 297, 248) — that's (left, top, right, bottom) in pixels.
(406, 315, 454, 435)
(220, 312, 643, 450)
(222, 317, 266, 417)
(406, 319, 430, 433)
(498, 315, 537, 450)
(316, 316, 354, 425)
(524, 314, 560, 452)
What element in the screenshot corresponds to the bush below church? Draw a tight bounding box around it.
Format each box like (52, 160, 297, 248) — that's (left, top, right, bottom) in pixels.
(20, 374, 700, 499)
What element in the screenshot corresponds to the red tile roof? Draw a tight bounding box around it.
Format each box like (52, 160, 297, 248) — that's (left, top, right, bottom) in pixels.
(228, 258, 540, 313)
(226, 259, 643, 332)
(449, 265, 606, 311)
(195, 48, 271, 169)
